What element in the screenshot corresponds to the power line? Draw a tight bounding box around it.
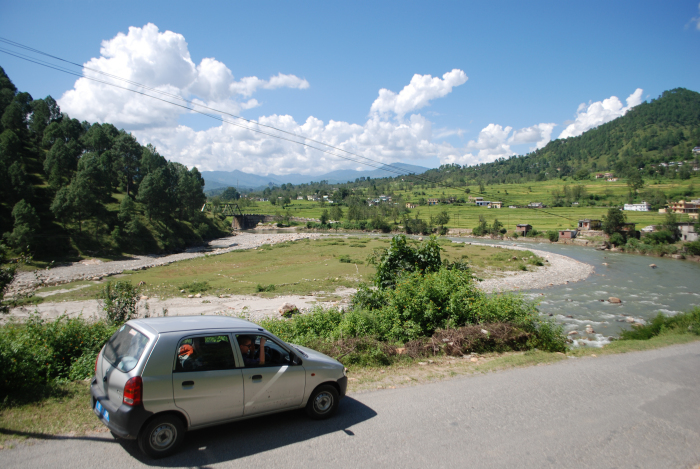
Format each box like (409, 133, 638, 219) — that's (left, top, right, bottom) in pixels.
(0, 38, 575, 222)
(0, 37, 428, 182)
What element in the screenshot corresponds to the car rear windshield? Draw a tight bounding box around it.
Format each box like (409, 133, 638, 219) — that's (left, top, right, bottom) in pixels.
(103, 324, 150, 373)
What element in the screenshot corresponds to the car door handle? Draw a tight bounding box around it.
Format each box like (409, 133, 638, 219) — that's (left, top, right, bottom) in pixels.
(182, 381, 194, 386)
(251, 375, 262, 380)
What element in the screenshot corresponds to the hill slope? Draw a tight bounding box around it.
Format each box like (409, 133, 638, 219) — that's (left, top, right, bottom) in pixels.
(201, 163, 429, 191)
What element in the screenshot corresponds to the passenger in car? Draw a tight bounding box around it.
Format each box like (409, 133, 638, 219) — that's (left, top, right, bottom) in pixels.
(179, 337, 207, 371)
(238, 335, 266, 367)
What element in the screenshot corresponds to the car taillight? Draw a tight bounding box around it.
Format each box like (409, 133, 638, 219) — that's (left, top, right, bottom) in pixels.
(123, 377, 143, 406)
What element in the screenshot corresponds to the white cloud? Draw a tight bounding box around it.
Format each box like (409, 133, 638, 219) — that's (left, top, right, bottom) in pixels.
(558, 88, 643, 139)
(690, 3, 700, 30)
(370, 69, 468, 119)
(58, 24, 475, 174)
(57, 23, 644, 176)
(509, 122, 557, 150)
(59, 23, 309, 129)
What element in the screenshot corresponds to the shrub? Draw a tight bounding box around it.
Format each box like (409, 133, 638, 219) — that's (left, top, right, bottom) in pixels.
(255, 284, 276, 292)
(546, 230, 559, 242)
(684, 241, 700, 256)
(619, 308, 700, 340)
(609, 232, 626, 246)
(338, 255, 363, 264)
(0, 315, 117, 399)
(367, 234, 443, 290)
(642, 230, 675, 245)
(179, 280, 210, 294)
(99, 281, 140, 324)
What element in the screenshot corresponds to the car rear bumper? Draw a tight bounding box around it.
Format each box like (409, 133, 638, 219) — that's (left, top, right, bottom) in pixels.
(337, 376, 347, 398)
(90, 378, 152, 439)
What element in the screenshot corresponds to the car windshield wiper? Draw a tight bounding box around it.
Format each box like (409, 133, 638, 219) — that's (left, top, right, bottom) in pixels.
(291, 345, 309, 358)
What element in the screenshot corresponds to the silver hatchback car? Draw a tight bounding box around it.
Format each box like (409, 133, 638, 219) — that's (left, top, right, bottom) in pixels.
(90, 316, 347, 458)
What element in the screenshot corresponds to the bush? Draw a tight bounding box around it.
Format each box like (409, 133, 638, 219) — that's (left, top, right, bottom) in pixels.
(642, 230, 675, 245)
(0, 315, 117, 399)
(367, 234, 443, 290)
(619, 308, 700, 340)
(179, 280, 210, 294)
(609, 232, 626, 246)
(99, 281, 140, 324)
(546, 230, 559, 242)
(684, 241, 700, 256)
(255, 284, 276, 292)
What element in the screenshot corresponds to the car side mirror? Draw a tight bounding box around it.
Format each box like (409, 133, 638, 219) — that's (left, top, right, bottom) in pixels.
(291, 353, 302, 366)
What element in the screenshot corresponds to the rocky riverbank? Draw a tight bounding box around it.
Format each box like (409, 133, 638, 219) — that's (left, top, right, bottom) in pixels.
(471, 243, 595, 293)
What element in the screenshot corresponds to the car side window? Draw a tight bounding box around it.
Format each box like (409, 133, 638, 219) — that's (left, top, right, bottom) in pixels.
(235, 334, 292, 368)
(175, 335, 236, 372)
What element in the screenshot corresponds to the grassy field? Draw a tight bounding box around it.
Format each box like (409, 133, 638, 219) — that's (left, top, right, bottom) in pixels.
(29, 237, 544, 304)
(240, 176, 698, 232)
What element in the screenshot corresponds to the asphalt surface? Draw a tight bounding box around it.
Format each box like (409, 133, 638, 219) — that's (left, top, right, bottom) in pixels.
(2, 342, 699, 468)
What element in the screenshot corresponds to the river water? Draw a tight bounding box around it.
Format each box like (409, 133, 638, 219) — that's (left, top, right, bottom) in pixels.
(448, 236, 700, 346)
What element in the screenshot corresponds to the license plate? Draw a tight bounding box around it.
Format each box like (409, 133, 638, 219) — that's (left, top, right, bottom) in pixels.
(95, 400, 110, 422)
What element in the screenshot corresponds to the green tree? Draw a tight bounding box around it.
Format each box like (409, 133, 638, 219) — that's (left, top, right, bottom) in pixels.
(220, 186, 240, 200)
(175, 165, 206, 219)
(4, 200, 40, 250)
(330, 205, 344, 221)
(8, 161, 33, 203)
(0, 129, 22, 163)
(28, 96, 60, 141)
(602, 207, 627, 235)
(113, 133, 141, 196)
(662, 211, 680, 240)
(137, 167, 172, 221)
(50, 170, 101, 233)
(320, 209, 329, 224)
(472, 215, 489, 236)
(490, 218, 504, 236)
(44, 140, 78, 188)
(627, 170, 644, 194)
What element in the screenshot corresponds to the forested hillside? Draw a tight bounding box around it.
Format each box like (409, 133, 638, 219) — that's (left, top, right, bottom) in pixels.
(420, 88, 700, 186)
(0, 67, 228, 259)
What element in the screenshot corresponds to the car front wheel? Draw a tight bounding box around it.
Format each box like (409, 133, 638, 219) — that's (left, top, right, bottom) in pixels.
(138, 414, 185, 459)
(306, 384, 339, 420)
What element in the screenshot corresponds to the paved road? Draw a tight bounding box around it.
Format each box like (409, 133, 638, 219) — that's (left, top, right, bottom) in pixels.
(2, 342, 699, 468)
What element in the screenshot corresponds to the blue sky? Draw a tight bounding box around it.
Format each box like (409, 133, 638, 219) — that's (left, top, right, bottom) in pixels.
(1, 1, 699, 175)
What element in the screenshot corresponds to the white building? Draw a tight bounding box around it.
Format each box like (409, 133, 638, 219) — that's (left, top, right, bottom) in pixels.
(623, 201, 651, 212)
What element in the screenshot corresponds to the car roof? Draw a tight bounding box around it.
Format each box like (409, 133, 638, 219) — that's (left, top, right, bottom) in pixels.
(129, 316, 266, 334)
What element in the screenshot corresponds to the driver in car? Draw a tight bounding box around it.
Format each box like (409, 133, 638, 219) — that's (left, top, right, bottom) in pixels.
(238, 335, 266, 366)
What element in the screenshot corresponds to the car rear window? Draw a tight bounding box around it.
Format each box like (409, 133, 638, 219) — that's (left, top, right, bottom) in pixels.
(103, 324, 150, 372)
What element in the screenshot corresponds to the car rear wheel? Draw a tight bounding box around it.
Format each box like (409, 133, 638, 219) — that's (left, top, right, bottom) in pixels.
(306, 384, 339, 420)
(138, 414, 185, 459)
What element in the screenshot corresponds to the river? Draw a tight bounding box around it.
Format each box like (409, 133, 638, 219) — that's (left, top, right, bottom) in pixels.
(448, 236, 700, 346)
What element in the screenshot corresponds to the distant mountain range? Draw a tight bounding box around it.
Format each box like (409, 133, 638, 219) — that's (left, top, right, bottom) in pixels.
(201, 163, 430, 192)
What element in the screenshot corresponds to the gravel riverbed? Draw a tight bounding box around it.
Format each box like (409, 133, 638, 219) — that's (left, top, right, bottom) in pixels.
(470, 243, 595, 293)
